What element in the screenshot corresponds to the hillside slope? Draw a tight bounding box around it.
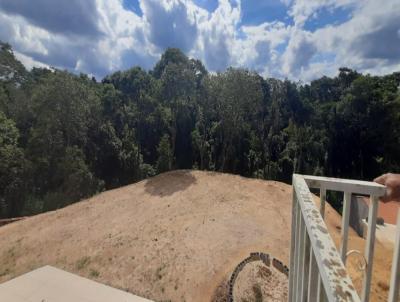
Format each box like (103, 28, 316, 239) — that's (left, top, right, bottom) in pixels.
(0, 170, 393, 301)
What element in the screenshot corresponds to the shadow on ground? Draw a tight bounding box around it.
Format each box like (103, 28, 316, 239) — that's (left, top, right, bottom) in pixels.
(144, 170, 197, 197)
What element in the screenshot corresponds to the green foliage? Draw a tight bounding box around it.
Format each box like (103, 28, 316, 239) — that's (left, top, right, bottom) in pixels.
(157, 134, 172, 173)
(76, 256, 91, 270)
(0, 41, 28, 84)
(0, 42, 399, 217)
(89, 269, 100, 278)
(0, 112, 27, 218)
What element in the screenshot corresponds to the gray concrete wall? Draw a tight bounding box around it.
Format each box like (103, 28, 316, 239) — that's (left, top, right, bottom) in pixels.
(350, 195, 369, 237)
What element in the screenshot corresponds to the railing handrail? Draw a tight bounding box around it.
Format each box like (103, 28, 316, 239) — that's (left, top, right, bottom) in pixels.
(290, 174, 360, 302)
(302, 175, 386, 196)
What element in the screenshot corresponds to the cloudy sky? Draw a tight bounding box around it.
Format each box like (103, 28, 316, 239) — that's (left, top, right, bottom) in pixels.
(0, 0, 399, 81)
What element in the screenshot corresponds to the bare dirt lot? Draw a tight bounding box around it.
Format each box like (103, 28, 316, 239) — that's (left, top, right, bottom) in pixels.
(0, 170, 393, 301)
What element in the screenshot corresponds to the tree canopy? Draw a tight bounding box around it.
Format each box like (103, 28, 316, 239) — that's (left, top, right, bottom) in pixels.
(1, 43, 399, 218)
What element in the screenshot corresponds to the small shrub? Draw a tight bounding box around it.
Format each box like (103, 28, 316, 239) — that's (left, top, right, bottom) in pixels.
(0, 268, 10, 277)
(75, 256, 90, 270)
(89, 268, 100, 278)
(7, 246, 16, 258)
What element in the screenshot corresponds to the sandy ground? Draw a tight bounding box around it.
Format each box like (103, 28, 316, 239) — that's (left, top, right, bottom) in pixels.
(0, 170, 393, 301)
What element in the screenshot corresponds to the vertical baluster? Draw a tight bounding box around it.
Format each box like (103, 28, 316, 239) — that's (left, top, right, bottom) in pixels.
(320, 286, 328, 302)
(307, 249, 318, 302)
(289, 186, 298, 302)
(296, 215, 305, 302)
(293, 203, 302, 302)
(389, 209, 400, 302)
(361, 195, 379, 302)
(320, 186, 326, 219)
(316, 186, 326, 300)
(317, 276, 322, 301)
(340, 191, 352, 264)
(301, 234, 311, 301)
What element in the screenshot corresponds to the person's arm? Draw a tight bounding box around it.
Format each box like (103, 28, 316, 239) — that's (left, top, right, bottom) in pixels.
(374, 173, 400, 202)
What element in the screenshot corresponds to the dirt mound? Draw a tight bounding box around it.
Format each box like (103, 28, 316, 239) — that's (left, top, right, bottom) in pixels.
(0, 170, 393, 301)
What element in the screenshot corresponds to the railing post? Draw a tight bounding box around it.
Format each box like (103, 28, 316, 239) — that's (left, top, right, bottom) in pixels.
(361, 195, 379, 302)
(340, 191, 352, 264)
(289, 185, 298, 302)
(317, 185, 327, 299)
(301, 234, 311, 301)
(307, 249, 318, 301)
(296, 215, 306, 302)
(320, 186, 326, 219)
(320, 287, 328, 302)
(388, 209, 400, 302)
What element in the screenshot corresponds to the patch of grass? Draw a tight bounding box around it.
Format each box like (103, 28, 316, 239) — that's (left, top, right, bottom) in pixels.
(0, 246, 17, 277)
(75, 256, 90, 270)
(89, 268, 100, 278)
(0, 268, 10, 277)
(6, 246, 16, 258)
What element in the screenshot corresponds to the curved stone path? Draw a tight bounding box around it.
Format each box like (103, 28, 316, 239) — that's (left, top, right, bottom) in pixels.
(227, 252, 289, 302)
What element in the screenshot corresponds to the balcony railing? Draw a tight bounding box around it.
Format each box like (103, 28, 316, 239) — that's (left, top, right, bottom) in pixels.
(289, 174, 400, 302)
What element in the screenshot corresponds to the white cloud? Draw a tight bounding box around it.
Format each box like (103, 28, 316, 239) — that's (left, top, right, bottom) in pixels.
(0, 0, 103, 37)
(141, 0, 199, 52)
(288, 0, 358, 28)
(311, 0, 400, 76)
(233, 21, 290, 77)
(278, 0, 400, 80)
(282, 29, 316, 77)
(192, 0, 240, 71)
(0, 0, 398, 81)
(14, 51, 50, 70)
(0, 0, 156, 78)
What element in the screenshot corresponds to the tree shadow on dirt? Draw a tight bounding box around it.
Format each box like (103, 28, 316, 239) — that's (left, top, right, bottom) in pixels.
(144, 170, 197, 197)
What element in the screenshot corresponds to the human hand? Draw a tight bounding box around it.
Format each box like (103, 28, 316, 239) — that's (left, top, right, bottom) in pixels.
(374, 173, 400, 202)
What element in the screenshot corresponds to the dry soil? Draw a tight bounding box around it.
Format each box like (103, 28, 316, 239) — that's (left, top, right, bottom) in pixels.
(0, 170, 393, 301)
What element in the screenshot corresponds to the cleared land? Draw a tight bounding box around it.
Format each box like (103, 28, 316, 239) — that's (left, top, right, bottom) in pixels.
(0, 170, 393, 301)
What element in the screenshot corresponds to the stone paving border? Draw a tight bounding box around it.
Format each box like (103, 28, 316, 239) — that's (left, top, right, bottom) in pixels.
(227, 252, 289, 302)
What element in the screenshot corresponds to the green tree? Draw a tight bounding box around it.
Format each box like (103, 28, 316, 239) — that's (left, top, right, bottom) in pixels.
(0, 112, 27, 217)
(157, 134, 172, 173)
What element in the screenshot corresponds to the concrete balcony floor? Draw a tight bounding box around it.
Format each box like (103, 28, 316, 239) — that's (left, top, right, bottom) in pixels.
(0, 266, 152, 302)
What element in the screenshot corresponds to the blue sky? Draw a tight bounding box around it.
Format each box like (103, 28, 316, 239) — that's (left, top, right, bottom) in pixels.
(0, 0, 399, 81)
(123, 0, 143, 16)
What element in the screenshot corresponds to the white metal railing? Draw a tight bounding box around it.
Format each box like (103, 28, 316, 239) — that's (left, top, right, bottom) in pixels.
(289, 174, 400, 302)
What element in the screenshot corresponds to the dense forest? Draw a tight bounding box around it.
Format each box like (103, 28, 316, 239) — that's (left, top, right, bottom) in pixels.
(1, 41, 399, 218)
